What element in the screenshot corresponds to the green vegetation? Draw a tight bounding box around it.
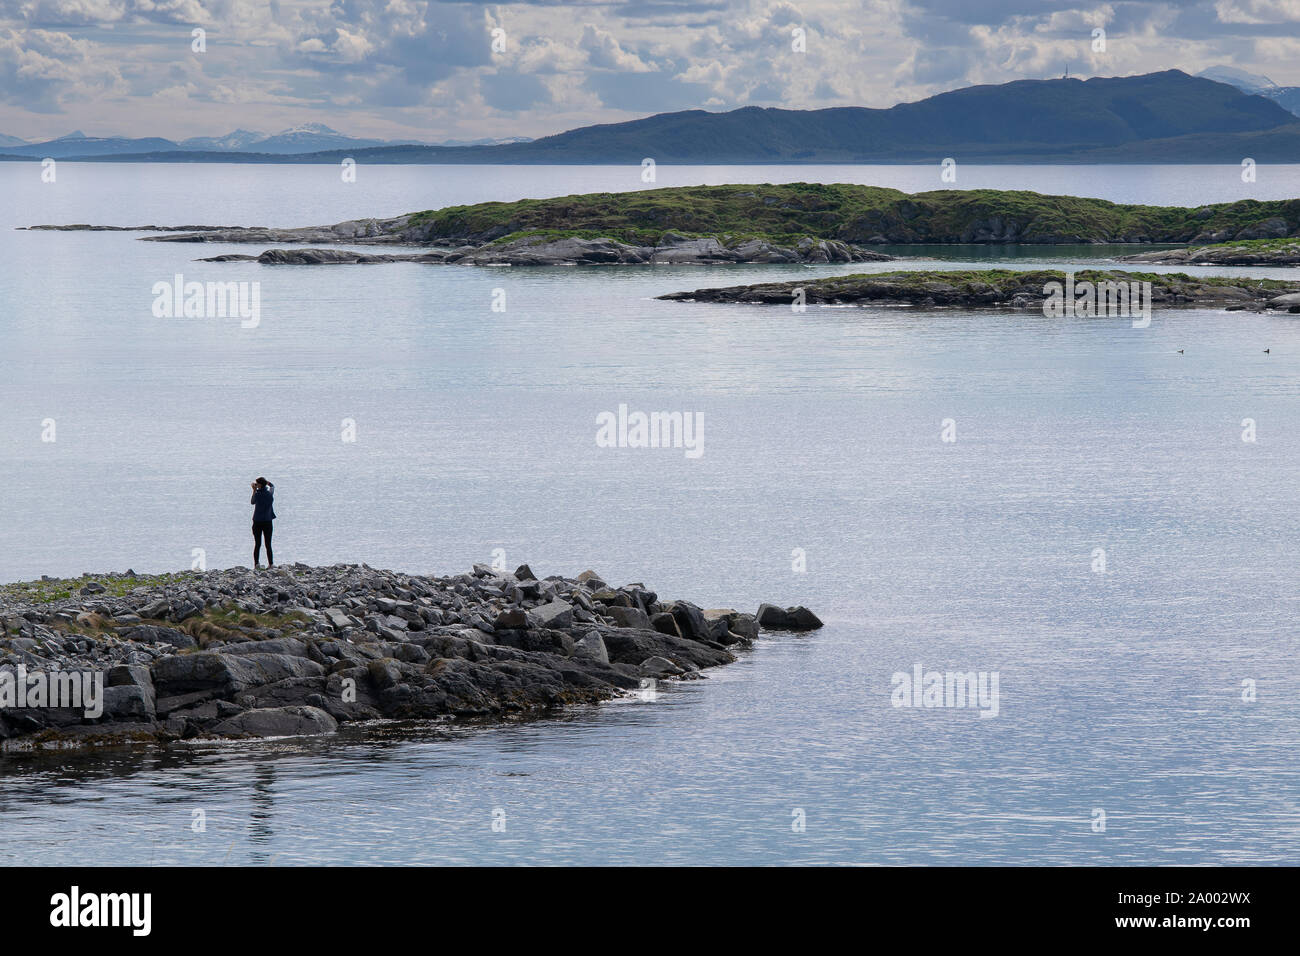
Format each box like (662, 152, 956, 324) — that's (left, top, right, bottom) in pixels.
(0, 571, 201, 605)
(1, 572, 310, 648)
(26, 599, 309, 647)
(402, 183, 1300, 247)
(174, 606, 310, 649)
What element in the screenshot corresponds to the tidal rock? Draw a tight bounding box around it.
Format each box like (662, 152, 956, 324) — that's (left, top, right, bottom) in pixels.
(211, 705, 338, 739)
(640, 656, 685, 678)
(101, 684, 156, 721)
(756, 604, 824, 631)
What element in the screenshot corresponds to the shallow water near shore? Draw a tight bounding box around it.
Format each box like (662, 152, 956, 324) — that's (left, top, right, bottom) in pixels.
(2, 163, 1299, 865)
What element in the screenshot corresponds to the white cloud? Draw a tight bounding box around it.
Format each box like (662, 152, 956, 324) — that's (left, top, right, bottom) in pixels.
(579, 24, 656, 72)
(1, 1, 1298, 142)
(1215, 0, 1300, 24)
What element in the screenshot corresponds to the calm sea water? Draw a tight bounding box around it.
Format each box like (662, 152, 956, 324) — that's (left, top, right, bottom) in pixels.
(1, 163, 1299, 865)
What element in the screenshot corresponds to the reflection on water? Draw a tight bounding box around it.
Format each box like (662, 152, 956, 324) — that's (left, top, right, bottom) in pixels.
(1, 164, 1298, 865)
(4, 625, 1299, 865)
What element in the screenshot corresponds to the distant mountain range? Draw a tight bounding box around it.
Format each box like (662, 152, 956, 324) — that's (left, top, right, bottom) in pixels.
(3, 71, 1297, 164)
(0, 123, 532, 158)
(1195, 66, 1300, 119)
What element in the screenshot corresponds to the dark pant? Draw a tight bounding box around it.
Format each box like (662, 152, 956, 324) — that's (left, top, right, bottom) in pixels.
(253, 521, 274, 566)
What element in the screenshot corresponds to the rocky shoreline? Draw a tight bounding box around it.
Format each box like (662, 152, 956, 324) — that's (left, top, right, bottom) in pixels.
(1115, 238, 1300, 266)
(657, 269, 1300, 311)
(0, 564, 821, 752)
(23, 221, 893, 266)
(198, 232, 893, 266)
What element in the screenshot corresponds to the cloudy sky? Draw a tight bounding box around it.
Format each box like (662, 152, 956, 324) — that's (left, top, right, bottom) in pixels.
(2, 0, 1299, 142)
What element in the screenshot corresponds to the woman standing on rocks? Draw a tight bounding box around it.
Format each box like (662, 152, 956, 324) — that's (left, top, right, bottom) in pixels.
(250, 477, 276, 568)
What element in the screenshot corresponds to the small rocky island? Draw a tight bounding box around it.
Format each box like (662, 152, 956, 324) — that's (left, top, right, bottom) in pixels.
(23, 183, 1300, 267)
(0, 564, 821, 751)
(657, 269, 1300, 311)
(1116, 237, 1300, 266)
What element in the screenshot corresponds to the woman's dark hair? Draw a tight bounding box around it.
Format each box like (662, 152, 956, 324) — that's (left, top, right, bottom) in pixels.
(255, 477, 268, 488)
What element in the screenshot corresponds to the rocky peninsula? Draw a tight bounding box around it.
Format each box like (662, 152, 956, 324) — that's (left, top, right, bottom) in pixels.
(1116, 237, 1300, 266)
(195, 232, 890, 266)
(657, 269, 1300, 311)
(0, 563, 821, 752)
(23, 183, 1300, 267)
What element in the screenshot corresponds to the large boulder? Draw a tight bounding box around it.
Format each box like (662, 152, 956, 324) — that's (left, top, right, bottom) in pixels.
(598, 626, 733, 672)
(211, 705, 338, 738)
(576, 570, 607, 589)
(572, 630, 609, 664)
(325, 607, 356, 630)
(606, 605, 651, 630)
(107, 663, 153, 689)
(151, 652, 324, 696)
(101, 684, 156, 721)
(526, 600, 573, 630)
(366, 658, 402, 689)
(221, 637, 311, 658)
(649, 612, 681, 637)
(756, 604, 824, 631)
(665, 601, 710, 643)
(494, 608, 528, 630)
(640, 656, 685, 678)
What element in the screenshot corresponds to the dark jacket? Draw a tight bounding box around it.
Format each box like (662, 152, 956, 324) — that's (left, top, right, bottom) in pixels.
(251, 484, 276, 522)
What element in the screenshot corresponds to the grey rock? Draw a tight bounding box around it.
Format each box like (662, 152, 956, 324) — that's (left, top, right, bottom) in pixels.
(107, 663, 153, 689)
(221, 637, 310, 658)
(101, 684, 156, 721)
(151, 652, 324, 696)
(756, 604, 824, 631)
(494, 608, 528, 629)
(572, 630, 609, 664)
(526, 600, 573, 630)
(325, 607, 354, 630)
(121, 625, 197, 649)
(649, 612, 681, 637)
(666, 601, 710, 643)
(640, 656, 685, 678)
(367, 658, 402, 689)
(211, 705, 338, 738)
(606, 605, 651, 630)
